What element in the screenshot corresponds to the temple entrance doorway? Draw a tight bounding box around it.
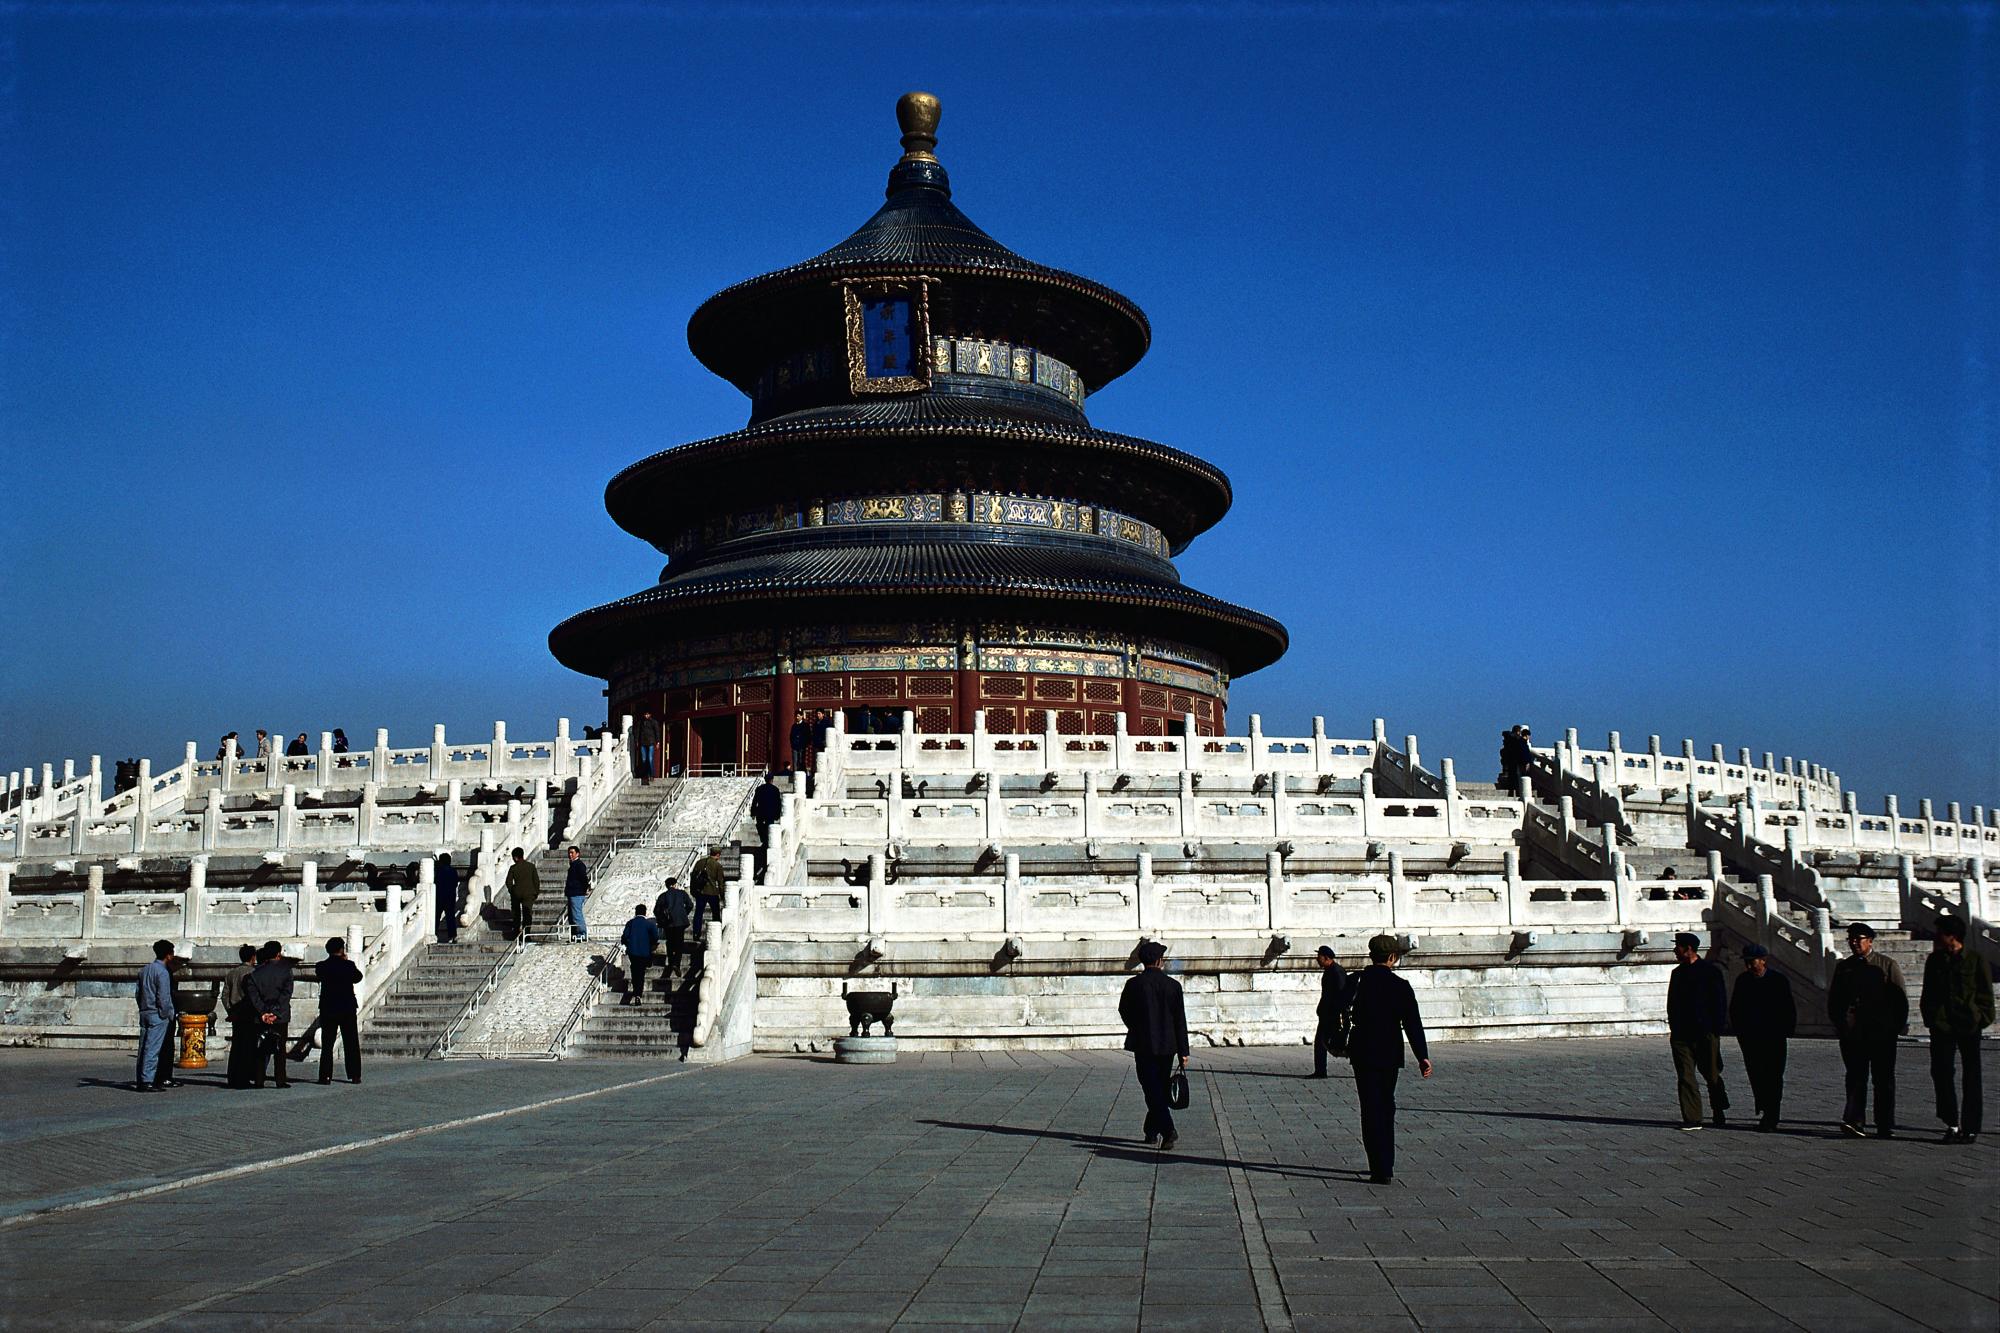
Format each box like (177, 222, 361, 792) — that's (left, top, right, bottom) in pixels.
(691, 714, 741, 772)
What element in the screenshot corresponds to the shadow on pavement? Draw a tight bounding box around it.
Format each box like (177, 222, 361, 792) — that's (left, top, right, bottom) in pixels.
(919, 1118, 1371, 1180)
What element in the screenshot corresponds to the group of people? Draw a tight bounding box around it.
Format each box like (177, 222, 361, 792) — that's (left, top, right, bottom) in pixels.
(1665, 918, 1992, 1142)
(213, 728, 350, 761)
(133, 936, 365, 1092)
(788, 707, 910, 771)
(1120, 933, 1432, 1183)
(1496, 723, 1534, 788)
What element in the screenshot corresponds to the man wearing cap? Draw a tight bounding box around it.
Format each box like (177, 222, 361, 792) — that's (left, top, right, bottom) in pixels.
(1920, 915, 1993, 1144)
(1118, 940, 1189, 1151)
(1827, 922, 1907, 1138)
(1347, 934, 1431, 1184)
(1309, 945, 1352, 1078)
(1728, 943, 1796, 1132)
(1666, 933, 1730, 1130)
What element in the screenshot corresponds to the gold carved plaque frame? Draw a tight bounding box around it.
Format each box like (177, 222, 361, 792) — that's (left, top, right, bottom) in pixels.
(843, 280, 932, 394)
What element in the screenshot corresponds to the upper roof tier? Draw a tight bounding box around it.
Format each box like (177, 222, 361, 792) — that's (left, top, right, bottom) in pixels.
(685, 92, 1153, 398)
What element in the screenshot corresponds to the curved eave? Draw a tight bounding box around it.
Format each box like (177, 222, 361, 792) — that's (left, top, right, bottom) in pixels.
(603, 413, 1234, 550)
(549, 579, 1288, 683)
(686, 260, 1152, 394)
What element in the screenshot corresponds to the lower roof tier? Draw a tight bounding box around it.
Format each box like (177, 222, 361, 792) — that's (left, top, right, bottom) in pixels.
(549, 538, 1288, 681)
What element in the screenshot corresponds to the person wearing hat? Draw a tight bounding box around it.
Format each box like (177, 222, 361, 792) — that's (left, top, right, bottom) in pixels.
(1118, 940, 1190, 1151)
(1666, 933, 1730, 1130)
(1919, 914, 1993, 1144)
(1309, 945, 1353, 1078)
(1826, 921, 1907, 1138)
(1728, 943, 1796, 1132)
(1346, 934, 1431, 1184)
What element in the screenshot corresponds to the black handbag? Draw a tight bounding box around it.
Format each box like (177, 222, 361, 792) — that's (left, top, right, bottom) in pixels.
(1167, 1069, 1190, 1110)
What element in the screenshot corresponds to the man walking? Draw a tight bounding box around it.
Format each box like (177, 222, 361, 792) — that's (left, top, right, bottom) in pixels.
(1921, 915, 1994, 1144)
(314, 937, 364, 1084)
(1728, 943, 1796, 1131)
(1118, 940, 1189, 1151)
(790, 711, 810, 773)
(564, 846, 591, 939)
(1828, 921, 1906, 1138)
(752, 773, 783, 850)
(655, 876, 694, 977)
(222, 943, 258, 1089)
(505, 847, 541, 939)
(1347, 934, 1431, 1184)
(634, 711, 661, 784)
(620, 904, 662, 1005)
(690, 846, 725, 931)
(1309, 945, 1351, 1078)
(134, 939, 179, 1092)
(435, 852, 461, 942)
(244, 941, 294, 1089)
(1666, 932, 1730, 1130)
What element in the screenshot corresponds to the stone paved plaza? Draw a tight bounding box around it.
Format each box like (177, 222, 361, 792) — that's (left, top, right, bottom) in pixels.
(1, 1038, 1994, 1331)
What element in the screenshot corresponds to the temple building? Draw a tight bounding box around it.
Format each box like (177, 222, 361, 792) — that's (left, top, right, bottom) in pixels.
(548, 93, 1286, 771)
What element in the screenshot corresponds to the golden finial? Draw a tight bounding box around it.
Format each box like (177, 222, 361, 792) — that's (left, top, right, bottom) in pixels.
(897, 91, 941, 163)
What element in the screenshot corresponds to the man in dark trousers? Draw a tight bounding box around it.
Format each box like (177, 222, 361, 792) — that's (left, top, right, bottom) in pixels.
(1347, 934, 1432, 1184)
(654, 876, 694, 977)
(1666, 932, 1730, 1130)
(244, 941, 294, 1089)
(564, 846, 591, 939)
(1309, 945, 1351, 1078)
(1920, 915, 1993, 1145)
(1828, 921, 1907, 1138)
(1728, 943, 1796, 1131)
(1118, 940, 1189, 1151)
(314, 937, 364, 1084)
(752, 773, 783, 849)
(221, 943, 259, 1089)
(634, 711, 661, 784)
(620, 904, 663, 1005)
(435, 852, 460, 942)
(690, 846, 725, 931)
(789, 712, 810, 773)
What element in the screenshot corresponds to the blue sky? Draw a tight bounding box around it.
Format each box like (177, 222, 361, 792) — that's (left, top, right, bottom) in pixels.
(1, 3, 1992, 809)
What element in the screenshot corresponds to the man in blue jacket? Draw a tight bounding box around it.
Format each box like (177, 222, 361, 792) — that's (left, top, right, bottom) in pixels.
(134, 939, 179, 1092)
(620, 903, 662, 1006)
(1347, 934, 1431, 1184)
(1667, 932, 1731, 1130)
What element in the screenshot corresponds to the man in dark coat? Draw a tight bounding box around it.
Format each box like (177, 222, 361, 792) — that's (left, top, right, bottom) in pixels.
(620, 904, 662, 1005)
(789, 713, 810, 773)
(1118, 940, 1190, 1151)
(1920, 914, 1993, 1144)
(752, 774, 783, 848)
(1828, 921, 1907, 1138)
(1309, 945, 1351, 1078)
(313, 937, 364, 1084)
(1666, 932, 1730, 1129)
(1728, 943, 1796, 1131)
(221, 943, 259, 1089)
(435, 853, 461, 943)
(1347, 934, 1431, 1184)
(244, 941, 294, 1089)
(690, 847, 726, 931)
(564, 846, 591, 939)
(633, 711, 661, 784)
(654, 876, 694, 977)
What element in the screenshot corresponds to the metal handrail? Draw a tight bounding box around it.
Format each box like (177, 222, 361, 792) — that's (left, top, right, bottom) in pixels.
(547, 939, 624, 1056)
(429, 934, 527, 1058)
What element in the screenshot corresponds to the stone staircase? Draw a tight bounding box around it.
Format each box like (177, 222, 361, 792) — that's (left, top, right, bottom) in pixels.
(531, 778, 681, 899)
(360, 939, 514, 1056)
(569, 955, 706, 1058)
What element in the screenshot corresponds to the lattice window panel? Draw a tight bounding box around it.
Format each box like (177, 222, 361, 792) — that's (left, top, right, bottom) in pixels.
(696, 686, 731, 711)
(908, 675, 954, 698)
(917, 706, 953, 734)
(1021, 709, 1048, 732)
(1033, 678, 1078, 702)
(982, 676, 1026, 699)
(1084, 681, 1122, 703)
(743, 713, 772, 767)
(1194, 697, 1214, 719)
(802, 678, 844, 700)
(1136, 715, 1166, 735)
(1091, 711, 1119, 734)
(736, 679, 773, 705)
(1138, 687, 1169, 710)
(853, 676, 898, 700)
(1171, 693, 1194, 714)
(985, 707, 1017, 733)
(1057, 709, 1085, 735)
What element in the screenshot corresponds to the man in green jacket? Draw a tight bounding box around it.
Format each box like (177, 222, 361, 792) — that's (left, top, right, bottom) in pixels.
(1921, 915, 1994, 1145)
(504, 847, 541, 940)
